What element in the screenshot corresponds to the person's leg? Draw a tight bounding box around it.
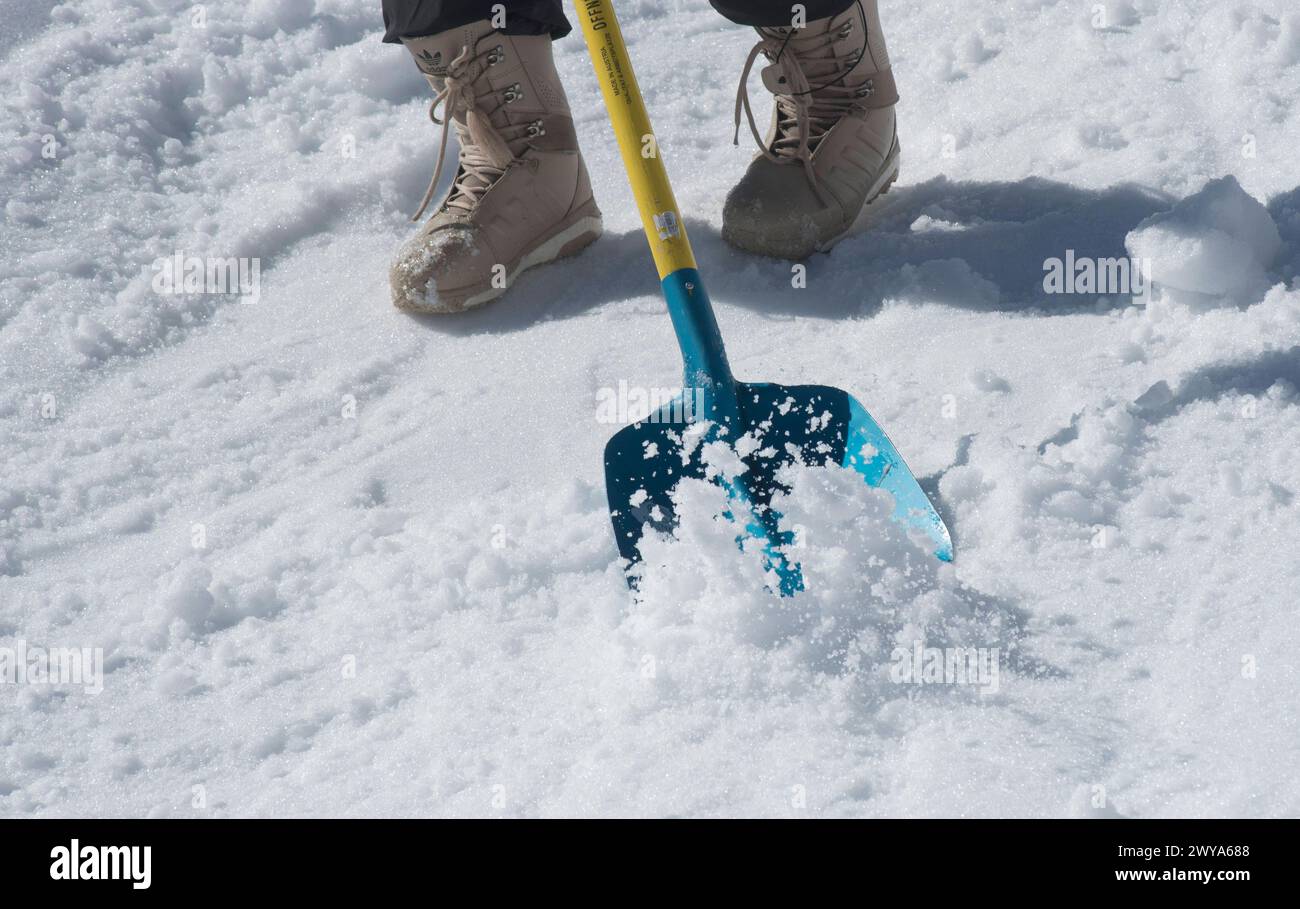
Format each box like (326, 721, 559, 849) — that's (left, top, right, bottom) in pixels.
(715, 0, 900, 258)
(381, 0, 571, 43)
(386, 1, 601, 312)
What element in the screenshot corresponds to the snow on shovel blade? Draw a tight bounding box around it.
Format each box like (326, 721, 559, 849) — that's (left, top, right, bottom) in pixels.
(604, 381, 953, 594)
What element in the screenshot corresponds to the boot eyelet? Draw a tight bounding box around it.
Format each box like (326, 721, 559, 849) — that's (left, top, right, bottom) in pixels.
(525, 119, 546, 138)
(487, 45, 504, 65)
(858, 79, 875, 98)
(502, 83, 523, 103)
(838, 22, 853, 38)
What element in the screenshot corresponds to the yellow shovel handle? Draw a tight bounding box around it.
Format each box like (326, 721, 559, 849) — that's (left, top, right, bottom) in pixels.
(573, 0, 697, 279)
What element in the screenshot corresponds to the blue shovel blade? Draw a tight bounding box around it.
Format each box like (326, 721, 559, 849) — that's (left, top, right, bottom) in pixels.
(604, 381, 953, 593)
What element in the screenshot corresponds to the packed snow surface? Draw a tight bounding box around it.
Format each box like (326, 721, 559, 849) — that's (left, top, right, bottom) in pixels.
(2, 0, 1299, 817)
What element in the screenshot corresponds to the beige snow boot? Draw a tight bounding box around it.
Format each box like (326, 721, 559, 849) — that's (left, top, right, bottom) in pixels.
(723, 0, 900, 259)
(391, 22, 603, 312)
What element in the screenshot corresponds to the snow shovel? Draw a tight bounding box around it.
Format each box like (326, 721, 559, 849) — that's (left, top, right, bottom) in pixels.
(576, 0, 952, 594)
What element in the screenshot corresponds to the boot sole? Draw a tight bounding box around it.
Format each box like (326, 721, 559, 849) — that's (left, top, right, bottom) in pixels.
(815, 142, 901, 254)
(401, 208, 604, 313)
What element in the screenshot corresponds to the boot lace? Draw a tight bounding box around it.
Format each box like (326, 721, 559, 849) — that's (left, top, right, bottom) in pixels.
(411, 41, 537, 221)
(733, 22, 872, 196)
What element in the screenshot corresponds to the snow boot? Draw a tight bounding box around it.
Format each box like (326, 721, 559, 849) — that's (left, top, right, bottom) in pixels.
(391, 21, 603, 312)
(723, 0, 900, 259)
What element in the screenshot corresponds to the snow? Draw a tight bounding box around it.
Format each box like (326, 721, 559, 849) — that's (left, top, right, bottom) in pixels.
(1126, 176, 1282, 301)
(1, 0, 1299, 817)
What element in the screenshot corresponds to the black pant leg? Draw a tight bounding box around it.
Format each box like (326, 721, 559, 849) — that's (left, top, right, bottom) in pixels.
(708, 0, 857, 27)
(381, 0, 571, 43)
